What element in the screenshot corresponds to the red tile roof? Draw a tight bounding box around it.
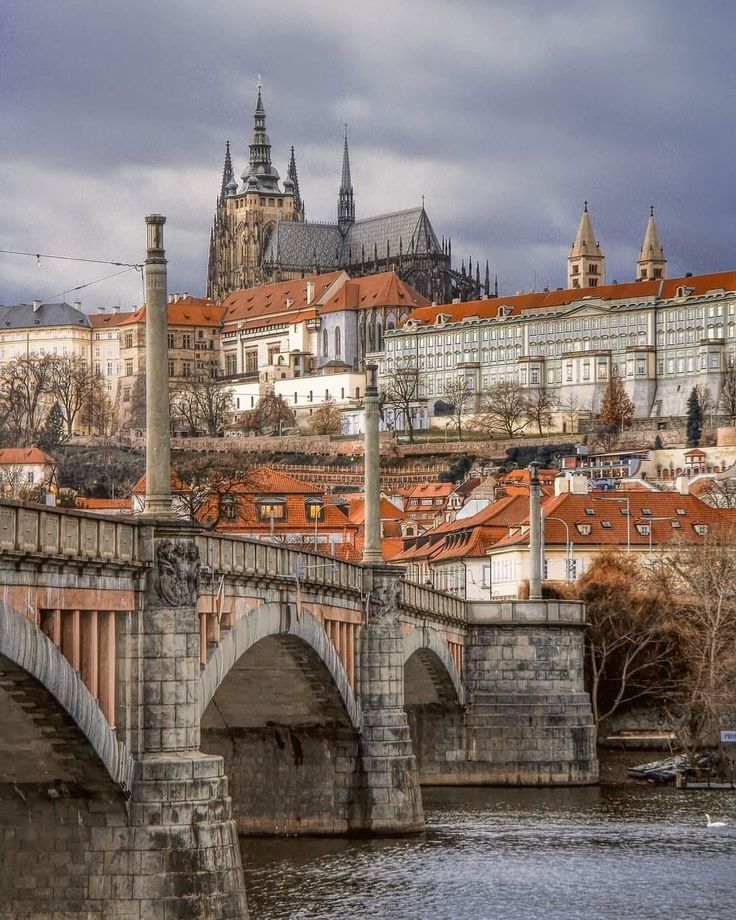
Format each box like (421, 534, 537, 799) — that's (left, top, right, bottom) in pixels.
(119, 297, 224, 328)
(89, 310, 135, 328)
(0, 447, 56, 466)
(221, 272, 344, 325)
(319, 271, 429, 314)
(405, 270, 736, 327)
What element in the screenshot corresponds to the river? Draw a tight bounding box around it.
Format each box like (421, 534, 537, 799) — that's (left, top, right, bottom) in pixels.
(240, 786, 735, 920)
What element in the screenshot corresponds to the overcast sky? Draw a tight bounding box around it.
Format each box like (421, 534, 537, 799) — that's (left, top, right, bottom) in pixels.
(2, 0, 735, 311)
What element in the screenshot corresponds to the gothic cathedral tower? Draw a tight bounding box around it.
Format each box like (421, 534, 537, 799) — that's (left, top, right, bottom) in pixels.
(207, 83, 304, 300)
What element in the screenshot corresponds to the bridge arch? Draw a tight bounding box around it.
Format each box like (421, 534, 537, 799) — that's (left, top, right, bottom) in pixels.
(201, 602, 360, 728)
(200, 602, 362, 835)
(0, 601, 133, 792)
(402, 626, 464, 707)
(402, 625, 466, 785)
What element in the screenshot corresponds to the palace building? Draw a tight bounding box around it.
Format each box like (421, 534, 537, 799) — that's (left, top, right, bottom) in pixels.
(379, 206, 736, 426)
(206, 84, 479, 305)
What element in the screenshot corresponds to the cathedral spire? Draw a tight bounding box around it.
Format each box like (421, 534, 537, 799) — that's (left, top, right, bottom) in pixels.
(567, 201, 605, 289)
(286, 145, 303, 217)
(637, 205, 667, 281)
(220, 140, 234, 202)
(338, 125, 355, 232)
(241, 79, 281, 192)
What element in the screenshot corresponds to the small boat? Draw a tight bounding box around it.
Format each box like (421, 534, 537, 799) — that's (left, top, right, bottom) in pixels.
(627, 752, 716, 784)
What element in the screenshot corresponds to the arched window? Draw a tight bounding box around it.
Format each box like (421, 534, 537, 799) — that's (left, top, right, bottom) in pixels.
(334, 326, 341, 360)
(322, 327, 328, 357)
(375, 321, 383, 352)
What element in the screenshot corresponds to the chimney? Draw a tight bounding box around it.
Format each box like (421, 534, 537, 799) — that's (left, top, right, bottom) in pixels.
(32, 300, 42, 312)
(112, 305, 120, 314)
(73, 301, 82, 311)
(306, 281, 315, 304)
(554, 475, 569, 497)
(97, 306, 106, 314)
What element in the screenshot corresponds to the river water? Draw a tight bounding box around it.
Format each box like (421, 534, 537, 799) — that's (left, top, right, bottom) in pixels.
(240, 786, 735, 920)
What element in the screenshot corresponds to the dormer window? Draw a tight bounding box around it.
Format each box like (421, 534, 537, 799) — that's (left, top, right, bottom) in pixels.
(576, 522, 592, 535)
(256, 498, 286, 522)
(585, 508, 596, 516)
(676, 508, 686, 516)
(641, 508, 652, 516)
(601, 520, 612, 529)
(693, 523, 708, 536)
(636, 523, 650, 536)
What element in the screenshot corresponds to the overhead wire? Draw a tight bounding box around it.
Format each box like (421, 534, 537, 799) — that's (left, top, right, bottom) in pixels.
(0, 248, 141, 269)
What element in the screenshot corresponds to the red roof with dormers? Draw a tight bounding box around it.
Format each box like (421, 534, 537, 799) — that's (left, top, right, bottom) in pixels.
(488, 490, 736, 551)
(405, 270, 736, 327)
(221, 272, 344, 326)
(119, 296, 224, 328)
(89, 310, 135, 328)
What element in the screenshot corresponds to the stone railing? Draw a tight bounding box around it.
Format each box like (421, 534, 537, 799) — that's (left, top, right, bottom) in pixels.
(467, 598, 586, 625)
(400, 581, 468, 623)
(0, 501, 141, 568)
(194, 533, 364, 594)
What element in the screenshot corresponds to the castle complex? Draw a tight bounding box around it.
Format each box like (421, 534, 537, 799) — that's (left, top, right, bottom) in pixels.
(381, 205, 736, 425)
(206, 85, 480, 305)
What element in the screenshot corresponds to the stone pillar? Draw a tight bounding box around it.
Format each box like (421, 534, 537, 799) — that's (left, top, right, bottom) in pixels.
(528, 462, 542, 599)
(143, 214, 174, 519)
(121, 531, 248, 918)
(356, 565, 423, 833)
(362, 363, 383, 564)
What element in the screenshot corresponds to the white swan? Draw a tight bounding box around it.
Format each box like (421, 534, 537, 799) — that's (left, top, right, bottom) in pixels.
(706, 814, 727, 828)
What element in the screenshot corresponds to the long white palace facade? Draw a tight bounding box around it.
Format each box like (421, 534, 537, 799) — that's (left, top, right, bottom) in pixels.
(379, 207, 736, 423)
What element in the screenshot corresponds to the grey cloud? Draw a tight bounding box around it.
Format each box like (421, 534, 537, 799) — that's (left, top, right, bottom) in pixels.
(2, 0, 736, 308)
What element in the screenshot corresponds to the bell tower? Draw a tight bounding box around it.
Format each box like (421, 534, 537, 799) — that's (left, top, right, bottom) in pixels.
(567, 202, 605, 289)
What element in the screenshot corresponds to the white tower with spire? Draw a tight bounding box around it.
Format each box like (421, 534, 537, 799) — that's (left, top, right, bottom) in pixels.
(567, 202, 605, 289)
(636, 206, 667, 281)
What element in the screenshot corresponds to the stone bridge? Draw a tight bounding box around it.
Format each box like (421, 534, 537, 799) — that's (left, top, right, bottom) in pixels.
(0, 500, 597, 919)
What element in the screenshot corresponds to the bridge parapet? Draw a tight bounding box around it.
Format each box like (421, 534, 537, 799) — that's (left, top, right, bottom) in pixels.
(401, 581, 467, 624)
(468, 598, 586, 626)
(0, 500, 142, 569)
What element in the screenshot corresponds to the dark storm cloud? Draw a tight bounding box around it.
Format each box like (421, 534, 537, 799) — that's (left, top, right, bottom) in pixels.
(2, 0, 735, 309)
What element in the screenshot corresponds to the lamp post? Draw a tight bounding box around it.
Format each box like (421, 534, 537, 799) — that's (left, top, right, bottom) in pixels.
(528, 462, 542, 599)
(594, 495, 631, 553)
(543, 513, 574, 581)
(638, 516, 675, 555)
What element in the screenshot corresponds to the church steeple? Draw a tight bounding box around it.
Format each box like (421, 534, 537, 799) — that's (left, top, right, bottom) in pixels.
(240, 79, 281, 192)
(286, 145, 304, 219)
(337, 126, 355, 232)
(637, 205, 667, 281)
(567, 201, 605, 289)
(219, 140, 234, 203)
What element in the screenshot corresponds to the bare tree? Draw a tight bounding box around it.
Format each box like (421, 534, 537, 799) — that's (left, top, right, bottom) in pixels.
(381, 363, 420, 442)
(310, 395, 342, 435)
(443, 378, 476, 440)
(720, 357, 736, 420)
(559, 390, 580, 434)
(525, 385, 557, 437)
(173, 375, 234, 437)
(699, 478, 736, 509)
(243, 393, 295, 436)
(0, 354, 57, 446)
(47, 355, 102, 437)
(650, 528, 736, 747)
(577, 551, 680, 730)
(599, 368, 634, 435)
(470, 380, 528, 438)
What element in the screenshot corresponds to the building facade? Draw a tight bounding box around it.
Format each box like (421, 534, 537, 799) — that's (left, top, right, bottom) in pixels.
(380, 209, 736, 425)
(206, 84, 472, 304)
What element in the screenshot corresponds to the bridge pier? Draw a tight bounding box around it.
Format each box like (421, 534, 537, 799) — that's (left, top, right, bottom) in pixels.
(460, 600, 598, 785)
(355, 566, 424, 833)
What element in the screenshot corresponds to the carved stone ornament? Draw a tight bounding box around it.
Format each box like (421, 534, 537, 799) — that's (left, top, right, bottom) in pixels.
(369, 578, 402, 624)
(151, 539, 200, 607)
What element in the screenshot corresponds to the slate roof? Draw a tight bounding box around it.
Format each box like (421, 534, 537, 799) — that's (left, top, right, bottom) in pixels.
(263, 208, 442, 270)
(0, 302, 92, 330)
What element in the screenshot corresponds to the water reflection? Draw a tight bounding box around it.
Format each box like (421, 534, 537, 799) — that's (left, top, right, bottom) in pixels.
(241, 786, 736, 920)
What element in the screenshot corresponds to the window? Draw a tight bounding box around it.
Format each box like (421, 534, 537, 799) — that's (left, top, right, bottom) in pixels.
(585, 508, 596, 516)
(182, 333, 192, 349)
(125, 360, 134, 376)
(636, 523, 650, 536)
(322, 327, 328, 356)
(168, 333, 175, 348)
(182, 361, 192, 377)
(256, 499, 286, 522)
(693, 523, 708, 536)
(168, 360, 175, 376)
(334, 327, 341, 360)
(124, 332, 133, 348)
(220, 496, 237, 520)
(601, 521, 612, 529)
(576, 523, 591, 535)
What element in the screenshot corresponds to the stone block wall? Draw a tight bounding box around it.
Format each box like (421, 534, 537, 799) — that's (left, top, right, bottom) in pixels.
(460, 624, 597, 785)
(203, 725, 361, 835)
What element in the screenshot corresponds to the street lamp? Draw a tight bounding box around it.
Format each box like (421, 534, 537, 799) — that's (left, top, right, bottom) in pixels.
(593, 495, 631, 553)
(542, 513, 575, 581)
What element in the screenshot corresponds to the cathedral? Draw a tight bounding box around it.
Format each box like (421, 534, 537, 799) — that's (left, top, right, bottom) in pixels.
(207, 85, 483, 304)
